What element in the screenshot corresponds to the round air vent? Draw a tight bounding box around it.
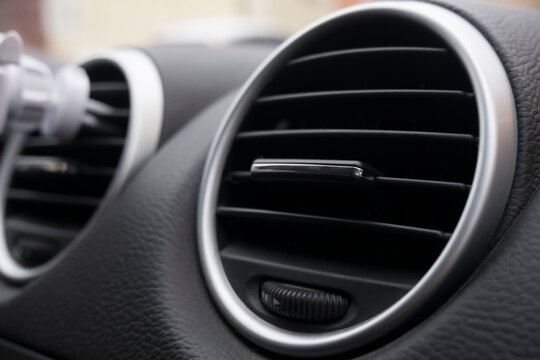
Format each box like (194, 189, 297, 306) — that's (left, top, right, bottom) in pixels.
(0, 49, 163, 282)
(199, 1, 516, 357)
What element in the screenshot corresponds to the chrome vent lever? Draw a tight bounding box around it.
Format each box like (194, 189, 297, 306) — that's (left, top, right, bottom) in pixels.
(251, 158, 380, 183)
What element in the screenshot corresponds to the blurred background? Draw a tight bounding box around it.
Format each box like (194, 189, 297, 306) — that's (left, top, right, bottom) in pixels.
(1, 0, 539, 62)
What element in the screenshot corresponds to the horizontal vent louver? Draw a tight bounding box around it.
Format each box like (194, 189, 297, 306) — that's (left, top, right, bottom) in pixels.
(6, 61, 129, 267)
(216, 15, 478, 332)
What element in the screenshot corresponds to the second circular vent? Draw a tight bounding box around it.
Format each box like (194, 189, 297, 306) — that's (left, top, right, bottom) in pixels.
(0, 49, 163, 282)
(199, 1, 516, 357)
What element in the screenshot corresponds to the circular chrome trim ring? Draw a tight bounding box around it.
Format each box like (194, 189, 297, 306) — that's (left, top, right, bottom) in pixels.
(0, 48, 164, 282)
(198, 1, 517, 357)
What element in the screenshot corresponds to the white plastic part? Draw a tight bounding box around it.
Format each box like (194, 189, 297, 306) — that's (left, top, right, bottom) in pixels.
(0, 31, 23, 64)
(41, 66, 90, 142)
(9, 55, 55, 133)
(0, 31, 23, 134)
(0, 30, 89, 142)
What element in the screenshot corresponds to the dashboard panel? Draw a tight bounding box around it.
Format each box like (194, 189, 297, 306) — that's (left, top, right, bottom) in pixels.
(0, 0, 539, 359)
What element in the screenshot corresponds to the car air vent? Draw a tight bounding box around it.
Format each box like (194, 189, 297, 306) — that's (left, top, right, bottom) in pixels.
(5, 62, 128, 268)
(0, 50, 163, 282)
(199, 1, 516, 357)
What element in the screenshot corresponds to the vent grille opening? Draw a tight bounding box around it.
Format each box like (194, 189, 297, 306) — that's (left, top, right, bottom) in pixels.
(215, 13, 480, 334)
(6, 61, 129, 267)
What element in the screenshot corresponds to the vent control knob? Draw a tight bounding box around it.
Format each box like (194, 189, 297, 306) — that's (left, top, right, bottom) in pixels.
(260, 281, 349, 323)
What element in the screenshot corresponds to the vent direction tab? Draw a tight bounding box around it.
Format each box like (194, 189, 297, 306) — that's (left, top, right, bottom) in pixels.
(251, 158, 373, 183)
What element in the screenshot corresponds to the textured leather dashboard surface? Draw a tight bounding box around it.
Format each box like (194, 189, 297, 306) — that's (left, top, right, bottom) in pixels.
(0, 1, 539, 359)
(426, 0, 540, 242)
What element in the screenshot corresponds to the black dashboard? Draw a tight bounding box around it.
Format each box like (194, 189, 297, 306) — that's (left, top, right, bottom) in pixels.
(0, 1, 540, 359)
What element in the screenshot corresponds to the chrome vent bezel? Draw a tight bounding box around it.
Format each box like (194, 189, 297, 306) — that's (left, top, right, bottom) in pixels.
(0, 49, 164, 282)
(198, 1, 516, 357)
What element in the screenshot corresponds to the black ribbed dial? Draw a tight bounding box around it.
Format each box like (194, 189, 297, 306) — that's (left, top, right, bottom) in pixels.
(260, 281, 349, 323)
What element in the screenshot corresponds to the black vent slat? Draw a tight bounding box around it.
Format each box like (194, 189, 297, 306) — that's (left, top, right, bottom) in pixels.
(288, 47, 448, 66)
(82, 114, 124, 135)
(24, 136, 125, 149)
(86, 99, 129, 118)
(375, 177, 471, 192)
(15, 156, 116, 177)
(222, 180, 466, 232)
(245, 94, 478, 134)
(217, 206, 451, 242)
(12, 156, 114, 198)
(236, 129, 478, 143)
(23, 137, 125, 167)
(228, 171, 471, 193)
(8, 189, 101, 208)
(89, 83, 130, 108)
(257, 89, 474, 105)
(90, 81, 129, 93)
(11, 175, 111, 198)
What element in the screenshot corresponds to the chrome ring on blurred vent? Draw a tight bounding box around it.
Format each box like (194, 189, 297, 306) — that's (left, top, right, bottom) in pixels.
(0, 49, 164, 283)
(198, 1, 516, 357)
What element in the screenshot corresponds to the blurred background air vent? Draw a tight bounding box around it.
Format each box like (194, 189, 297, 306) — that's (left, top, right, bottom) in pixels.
(6, 61, 129, 267)
(216, 14, 478, 331)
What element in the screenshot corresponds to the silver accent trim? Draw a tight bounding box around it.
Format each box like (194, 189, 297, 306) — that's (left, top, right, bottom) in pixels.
(0, 48, 164, 282)
(15, 156, 76, 175)
(198, 1, 517, 357)
(251, 159, 364, 183)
